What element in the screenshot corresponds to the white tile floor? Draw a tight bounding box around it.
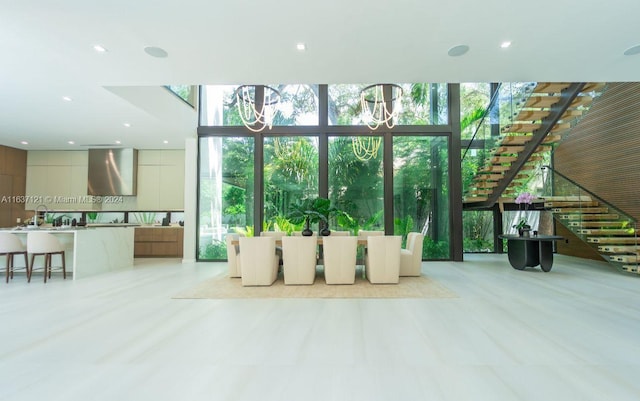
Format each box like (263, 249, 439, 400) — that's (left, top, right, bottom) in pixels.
(1, 254, 640, 401)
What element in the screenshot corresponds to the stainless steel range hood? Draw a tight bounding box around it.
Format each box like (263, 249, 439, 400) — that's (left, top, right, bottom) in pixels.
(87, 148, 138, 196)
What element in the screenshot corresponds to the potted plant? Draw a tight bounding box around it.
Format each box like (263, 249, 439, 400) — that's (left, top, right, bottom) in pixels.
(287, 197, 354, 236)
(513, 192, 535, 237)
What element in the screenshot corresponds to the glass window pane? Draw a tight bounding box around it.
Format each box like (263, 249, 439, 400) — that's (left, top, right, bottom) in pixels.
(397, 83, 448, 125)
(263, 136, 319, 232)
(200, 84, 319, 127)
(393, 136, 449, 259)
(328, 136, 384, 233)
(460, 83, 491, 140)
(198, 136, 255, 260)
(463, 210, 494, 252)
(328, 83, 448, 126)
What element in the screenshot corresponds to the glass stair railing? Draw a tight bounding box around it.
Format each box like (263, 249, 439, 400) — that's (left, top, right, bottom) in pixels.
(463, 82, 607, 208)
(540, 165, 639, 274)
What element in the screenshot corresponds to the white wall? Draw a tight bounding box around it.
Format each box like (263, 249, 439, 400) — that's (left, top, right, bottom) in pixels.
(25, 149, 185, 212)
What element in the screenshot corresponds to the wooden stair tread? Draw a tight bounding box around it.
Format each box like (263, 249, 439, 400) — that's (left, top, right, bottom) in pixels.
(480, 165, 511, 172)
(536, 145, 553, 152)
(470, 181, 499, 188)
(558, 109, 583, 123)
(578, 228, 635, 235)
(610, 255, 640, 263)
(490, 156, 518, 163)
(500, 135, 532, 145)
(542, 134, 562, 143)
(551, 123, 571, 133)
(493, 145, 525, 154)
(568, 221, 627, 228)
(545, 201, 600, 207)
(582, 82, 606, 92)
(587, 237, 640, 244)
(468, 189, 493, 195)
(501, 123, 541, 133)
(543, 195, 593, 202)
(514, 109, 551, 122)
(558, 213, 619, 220)
(463, 197, 488, 203)
(533, 83, 572, 93)
(553, 207, 609, 213)
(598, 245, 640, 253)
(569, 96, 593, 108)
(524, 95, 561, 108)
(621, 265, 640, 273)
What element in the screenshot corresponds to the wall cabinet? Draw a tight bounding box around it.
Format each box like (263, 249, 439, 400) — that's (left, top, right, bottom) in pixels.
(134, 227, 184, 257)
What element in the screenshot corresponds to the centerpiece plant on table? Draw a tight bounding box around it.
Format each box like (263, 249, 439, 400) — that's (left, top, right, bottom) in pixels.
(513, 192, 535, 236)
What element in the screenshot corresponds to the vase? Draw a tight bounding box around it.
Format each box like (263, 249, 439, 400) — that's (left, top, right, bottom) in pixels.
(320, 221, 331, 236)
(519, 226, 531, 238)
(302, 217, 313, 236)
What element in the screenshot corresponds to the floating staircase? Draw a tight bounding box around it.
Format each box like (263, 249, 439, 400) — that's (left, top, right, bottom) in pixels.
(464, 82, 606, 207)
(542, 192, 639, 274)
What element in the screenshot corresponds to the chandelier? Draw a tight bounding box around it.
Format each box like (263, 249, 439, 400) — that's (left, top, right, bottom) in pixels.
(352, 136, 382, 161)
(360, 83, 403, 130)
(234, 85, 281, 132)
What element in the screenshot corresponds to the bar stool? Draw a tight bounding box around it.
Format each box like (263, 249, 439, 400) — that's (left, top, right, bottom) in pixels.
(27, 232, 66, 283)
(0, 233, 29, 283)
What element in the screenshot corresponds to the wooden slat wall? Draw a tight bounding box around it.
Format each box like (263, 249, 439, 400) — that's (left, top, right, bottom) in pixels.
(0, 145, 28, 227)
(554, 83, 640, 259)
(554, 83, 640, 221)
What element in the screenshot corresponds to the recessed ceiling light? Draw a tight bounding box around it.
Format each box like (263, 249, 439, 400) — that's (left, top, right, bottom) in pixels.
(501, 41, 512, 48)
(123, 123, 131, 127)
(296, 43, 306, 51)
(68, 141, 75, 145)
(93, 45, 108, 53)
(115, 140, 121, 144)
(163, 140, 169, 144)
(144, 46, 168, 58)
(21, 141, 28, 145)
(623, 44, 640, 56)
(448, 44, 469, 57)
(62, 96, 72, 102)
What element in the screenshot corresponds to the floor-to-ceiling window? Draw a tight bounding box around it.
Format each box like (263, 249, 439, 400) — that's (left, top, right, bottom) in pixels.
(198, 136, 254, 259)
(393, 136, 449, 258)
(197, 83, 457, 261)
(328, 136, 384, 232)
(263, 135, 319, 231)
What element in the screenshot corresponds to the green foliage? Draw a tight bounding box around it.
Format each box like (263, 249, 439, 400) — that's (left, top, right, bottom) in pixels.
(463, 237, 493, 252)
(394, 215, 415, 245)
(463, 210, 494, 253)
(233, 226, 254, 237)
(423, 237, 449, 259)
(199, 240, 227, 259)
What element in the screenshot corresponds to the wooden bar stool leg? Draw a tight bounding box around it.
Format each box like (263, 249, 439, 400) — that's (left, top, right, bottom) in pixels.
(61, 251, 66, 279)
(23, 252, 29, 281)
(28, 254, 35, 283)
(4, 254, 9, 283)
(44, 254, 49, 283)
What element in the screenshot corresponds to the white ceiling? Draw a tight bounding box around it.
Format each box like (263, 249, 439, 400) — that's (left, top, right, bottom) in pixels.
(1, 0, 639, 150)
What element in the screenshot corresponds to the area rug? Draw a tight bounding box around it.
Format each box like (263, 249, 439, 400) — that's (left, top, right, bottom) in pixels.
(173, 269, 457, 299)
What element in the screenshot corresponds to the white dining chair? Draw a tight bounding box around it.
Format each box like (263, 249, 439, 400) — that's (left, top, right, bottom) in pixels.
(400, 232, 424, 277)
(365, 235, 401, 284)
(0, 233, 29, 283)
(225, 233, 242, 278)
(238, 237, 279, 286)
(27, 232, 66, 283)
(281, 236, 318, 285)
(323, 236, 358, 284)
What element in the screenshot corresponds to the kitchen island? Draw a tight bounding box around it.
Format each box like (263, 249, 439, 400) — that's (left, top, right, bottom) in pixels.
(1, 226, 134, 280)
